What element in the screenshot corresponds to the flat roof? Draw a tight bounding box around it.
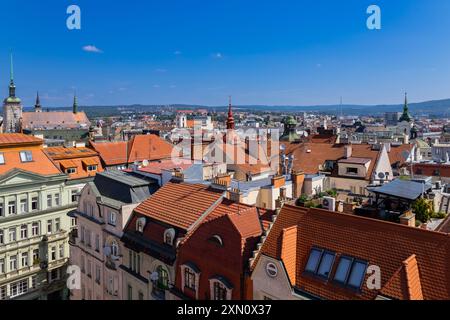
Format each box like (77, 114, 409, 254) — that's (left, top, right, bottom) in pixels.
(368, 179, 432, 200)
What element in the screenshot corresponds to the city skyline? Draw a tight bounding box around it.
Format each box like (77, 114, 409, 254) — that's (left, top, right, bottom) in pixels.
(2, 0, 450, 107)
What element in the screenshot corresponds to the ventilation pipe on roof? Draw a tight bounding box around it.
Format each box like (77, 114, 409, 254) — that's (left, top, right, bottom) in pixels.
(345, 145, 352, 158)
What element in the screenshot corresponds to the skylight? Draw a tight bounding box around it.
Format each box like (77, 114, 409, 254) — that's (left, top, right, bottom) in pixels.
(334, 256, 368, 290)
(304, 248, 336, 279)
(19, 151, 33, 163)
(0, 153, 4, 165)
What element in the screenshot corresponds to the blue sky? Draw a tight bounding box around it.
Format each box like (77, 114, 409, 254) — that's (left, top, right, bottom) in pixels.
(1, 0, 450, 107)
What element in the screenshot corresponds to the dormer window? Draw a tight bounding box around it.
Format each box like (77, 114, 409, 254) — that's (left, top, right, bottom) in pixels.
(19, 151, 33, 163)
(87, 165, 97, 172)
(164, 228, 175, 246)
(208, 235, 224, 247)
(0, 153, 5, 165)
(66, 168, 77, 174)
(136, 217, 146, 233)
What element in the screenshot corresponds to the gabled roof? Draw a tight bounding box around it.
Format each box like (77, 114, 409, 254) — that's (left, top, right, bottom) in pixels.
(252, 204, 450, 300)
(90, 134, 174, 166)
(134, 182, 224, 230)
(21, 111, 91, 130)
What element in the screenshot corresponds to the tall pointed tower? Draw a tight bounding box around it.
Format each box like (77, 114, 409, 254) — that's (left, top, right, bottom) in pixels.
(34, 91, 42, 112)
(399, 92, 412, 123)
(226, 96, 235, 130)
(73, 93, 78, 114)
(3, 54, 23, 133)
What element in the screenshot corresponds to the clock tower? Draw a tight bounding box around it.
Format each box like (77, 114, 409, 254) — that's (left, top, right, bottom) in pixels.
(3, 54, 23, 133)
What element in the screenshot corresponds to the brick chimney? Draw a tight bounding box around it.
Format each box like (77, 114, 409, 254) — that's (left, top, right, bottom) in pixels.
(271, 175, 286, 189)
(400, 209, 416, 227)
(291, 170, 305, 198)
(228, 188, 244, 203)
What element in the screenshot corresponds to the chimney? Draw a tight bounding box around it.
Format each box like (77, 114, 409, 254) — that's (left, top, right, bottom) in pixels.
(345, 145, 352, 158)
(291, 170, 305, 198)
(212, 174, 232, 189)
(281, 226, 297, 285)
(384, 142, 391, 153)
(403, 133, 410, 144)
(271, 175, 286, 189)
(399, 209, 416, 227)
(228, 188, 244, 203)
(171, 168, 185, 182)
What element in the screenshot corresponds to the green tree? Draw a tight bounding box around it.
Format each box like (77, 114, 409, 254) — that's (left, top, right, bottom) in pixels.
(412, 198, 433, 223)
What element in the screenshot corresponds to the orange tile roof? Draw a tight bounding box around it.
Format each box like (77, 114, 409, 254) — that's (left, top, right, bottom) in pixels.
(137, 159, 193, 175)
(282, 142, 381, 180)
(90, 134, 174, 166)
(134, 182, 224, 230)
(21, 111, 91, 129)
(0, 136, 62, 176)
(253, 204, 450, 300)
(389, 144, 414, 166)
(44, 146, 104, 180)
(0, 133, 43, 147)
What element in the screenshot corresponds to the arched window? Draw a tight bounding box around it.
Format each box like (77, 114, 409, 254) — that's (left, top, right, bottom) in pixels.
(164, 228, 175, 246)
(156, 266, 169, 290)
(208, 235, 223, 247)
(209, 276, 232, 300)
(136, 217, 146, 233)
(111, 240, 119, 257)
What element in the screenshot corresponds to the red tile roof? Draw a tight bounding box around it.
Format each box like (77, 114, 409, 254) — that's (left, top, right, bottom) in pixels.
(0, 133, 43, 146)
(90, 134, 174, 166)
(252, 204, 450, 300)
(137, 159, 193, 175)
(134, 182, 224, 230)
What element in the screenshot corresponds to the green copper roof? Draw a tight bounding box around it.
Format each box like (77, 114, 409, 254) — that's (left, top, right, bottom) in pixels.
(5, 96, 21, 103)
(399, 93, 412, 123)
(284, 115, 297, 126)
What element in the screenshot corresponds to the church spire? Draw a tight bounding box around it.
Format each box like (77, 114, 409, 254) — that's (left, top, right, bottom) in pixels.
(73, 93, 78, 114)
(34, 91, 42, 112)
(399, 92, 412, 123)
(9, 53, 16, 98)
(226, 95, 235, 129)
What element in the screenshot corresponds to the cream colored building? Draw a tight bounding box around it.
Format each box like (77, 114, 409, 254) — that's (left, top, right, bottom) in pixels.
(0, 134, 75, 300)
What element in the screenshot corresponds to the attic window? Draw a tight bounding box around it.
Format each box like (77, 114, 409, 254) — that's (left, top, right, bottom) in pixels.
(136, 217, 146, 233)
(304, 248, 336, 279)
(208, 235, 224, 247)
(164, 228, 175, 246)
(19, 151, 33, 163)
(334, 256, 368, 290)
(0, 153, 4, 165)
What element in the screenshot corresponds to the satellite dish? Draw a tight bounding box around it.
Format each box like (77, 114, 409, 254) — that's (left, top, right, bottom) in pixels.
(142, 159, 149, 167)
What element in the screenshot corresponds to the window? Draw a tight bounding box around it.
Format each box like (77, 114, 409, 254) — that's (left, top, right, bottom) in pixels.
(66, 168, 76, 174)
(111, 240, 119, 257)
(20, 198, 28, 213)
(95, 234, 100, 252)
(108, 212, 117, 226)
(0, 153, 4, 165)
(130, 251, 140, 274)
(184, 268, 196, 290)
(19, 151, 33, 162)
(54, 193, 60, 206)
(20, 225, 28, 239)
(9, 255, 17, 271)
(164, 228, 175, 246)
(87, 165, 97, 172)
(80, 226, 85, 243)
(95, 265, 101, 284)
(8, 201, 16, 215)
(87, 260, 92, 277)
(127, 285, 133, 300)
(213, 281, 227, 300)
(21, 252, 28, 267)
(31, 197, 38, 211)
(156, 266, 169, 290)
(71, 189, 78, 203)
(0, 230, 3, 244)
(47, 195, 52, 208)
(0, 286, 5, 300)
(266, 262, 278, 278)
(49, 269, 60, 282)
(31, 275, 37, 289)
(334, 256, 368, 290)
(59, 244, 64, 259)
(0, 203, 3, 217)
(47, 220, 53, 234)
(209, 235, 223, 247)
(0, 259, 4, 274)
(138, 291, 144, 300)
(32, 222, 39, 236)
(9, 228, 16, 242)
(346, 167, 358, 175)
(80, 255, 85, 273)
(304, 248, 336, 279)
(55, 218, 60, 232)
(10, 279, 28, 298)
(32, 249, 39, 265)
(51, 246, 57, 261)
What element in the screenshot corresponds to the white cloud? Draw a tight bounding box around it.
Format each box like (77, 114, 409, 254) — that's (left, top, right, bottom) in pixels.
(213, 52, 223, 59)
(82, 45, 103, 53)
